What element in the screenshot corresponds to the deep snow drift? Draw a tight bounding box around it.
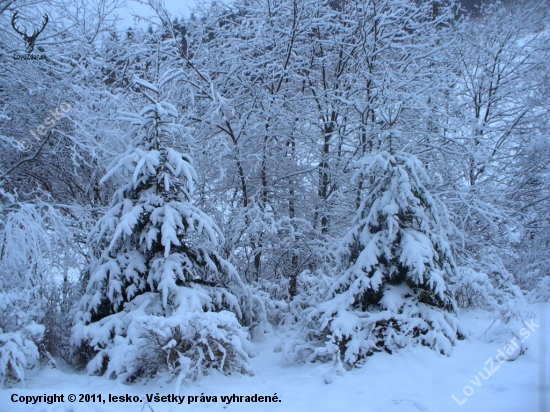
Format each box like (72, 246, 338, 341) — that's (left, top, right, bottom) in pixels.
(1, 303, 548, 412)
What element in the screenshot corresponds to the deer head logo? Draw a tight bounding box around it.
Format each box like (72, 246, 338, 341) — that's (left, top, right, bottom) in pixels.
(11, 11, 49, 54)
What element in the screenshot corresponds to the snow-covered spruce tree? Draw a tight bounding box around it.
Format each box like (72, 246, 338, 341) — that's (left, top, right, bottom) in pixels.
(292, 130, 466, 369)
(72, 92, 257, 383)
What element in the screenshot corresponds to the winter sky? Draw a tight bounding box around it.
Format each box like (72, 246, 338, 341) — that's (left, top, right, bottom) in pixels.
(117, 0, 491, 29)
(119, 0, 197, 29)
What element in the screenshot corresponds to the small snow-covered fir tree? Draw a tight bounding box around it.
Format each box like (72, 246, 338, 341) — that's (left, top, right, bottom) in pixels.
(296, 131, 466, 367)
(72, 86, 258, 383)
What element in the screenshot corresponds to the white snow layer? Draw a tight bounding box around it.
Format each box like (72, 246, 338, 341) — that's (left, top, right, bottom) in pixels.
(1, 303, 548, 412)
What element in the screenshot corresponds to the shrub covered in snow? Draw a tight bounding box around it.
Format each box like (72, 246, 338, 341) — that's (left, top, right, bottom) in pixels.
(528, 276, 550, 303)
(450, 256, 531, 350)
(452, 257, 527, 316)
(0, 290, 46, 387)
(72, 89, 261, 383)
(0, 192, 65, 387)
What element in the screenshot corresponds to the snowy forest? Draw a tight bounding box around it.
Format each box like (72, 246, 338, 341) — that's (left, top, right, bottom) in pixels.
(0, 0, 549, 410)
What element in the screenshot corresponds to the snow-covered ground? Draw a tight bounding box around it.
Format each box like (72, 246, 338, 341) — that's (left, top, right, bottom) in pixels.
(2, 303, 548, 412)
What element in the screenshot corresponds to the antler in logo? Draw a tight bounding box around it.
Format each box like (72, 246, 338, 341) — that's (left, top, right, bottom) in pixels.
(11, 11, 49, 54)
